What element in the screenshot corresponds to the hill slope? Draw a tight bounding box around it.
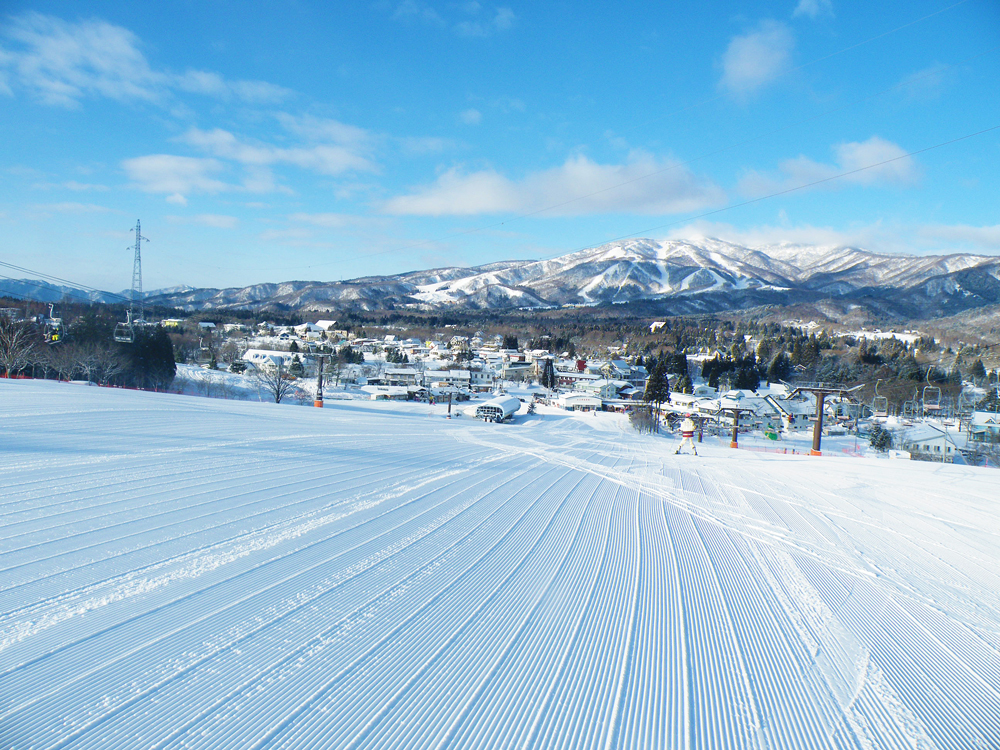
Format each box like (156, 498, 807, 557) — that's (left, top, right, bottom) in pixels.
(2, 380, 998, 749)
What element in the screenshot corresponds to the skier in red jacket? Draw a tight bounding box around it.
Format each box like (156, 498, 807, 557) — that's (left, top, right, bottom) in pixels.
(676, 415, 698, 456)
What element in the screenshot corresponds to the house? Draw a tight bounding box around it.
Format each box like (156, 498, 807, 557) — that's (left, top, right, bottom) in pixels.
(556, 371, 600, 388)
(384, 368, 423, 386)
(243, 349, 295, 369)
(575, 378, 629, 400)
(968, 411, 1000, 443)
(899, 424, 964, 462)
(359, 385, 411, 401)
(556, 393, 603, 412)
(242, 349, 313, 375)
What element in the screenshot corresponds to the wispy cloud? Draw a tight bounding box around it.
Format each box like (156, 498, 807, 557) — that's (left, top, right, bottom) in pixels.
(288, 212, 381, 229)
(122, 154, 229, 197)
(388, 2, 515, 37)
(676, 219, 1000, 257)
(675, 219, 902, 253)
(63, 180, 109, 191)
(177, 125, 377, 190)
(897, 63, 952, 101)
(0, 12, 293, 107)
(383, 152, 724, 216)
(792, 0, 834, 19)
(719, 20, 794, 98)
(456, 6, 516, 37)
(460, 108, 482, 125)
(29, 202, 116, 214)
(738, 136, 919, 196)
(391, 0, 446, 26)
(919, 224, 1000, 252)
(167, 213, 239, 229)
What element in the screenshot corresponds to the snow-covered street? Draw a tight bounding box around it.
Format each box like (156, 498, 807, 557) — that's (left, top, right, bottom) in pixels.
(2, 379, 998, 749)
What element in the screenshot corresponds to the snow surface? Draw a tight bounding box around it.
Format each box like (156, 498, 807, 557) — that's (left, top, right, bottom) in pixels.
(2, 379, 999, 749)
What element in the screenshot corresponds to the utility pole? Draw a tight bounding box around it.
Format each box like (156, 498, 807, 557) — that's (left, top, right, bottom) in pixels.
(314, 355, 325, 407)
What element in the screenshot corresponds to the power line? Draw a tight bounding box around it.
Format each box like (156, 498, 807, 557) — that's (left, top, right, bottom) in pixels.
(0, 273, 122, 306)
(0, 260, 129, 301)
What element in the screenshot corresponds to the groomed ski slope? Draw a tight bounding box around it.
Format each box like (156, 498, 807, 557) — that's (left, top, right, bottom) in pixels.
(1, 380, 999, 750)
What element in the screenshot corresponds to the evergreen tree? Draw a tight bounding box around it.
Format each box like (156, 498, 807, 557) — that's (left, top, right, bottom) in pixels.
(869, 423, 893, 453)
(289, 354, 304, 378)
(970, 359, 987, 382)
(766, 352, 791, 383)
(128, 325, 176, 390)
(643, 358, 671, 432)
(540, 359, 557, 391)
(288, 340, 299, 353)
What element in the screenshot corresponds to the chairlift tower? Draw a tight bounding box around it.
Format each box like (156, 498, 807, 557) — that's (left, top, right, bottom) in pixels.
(130, 219, 149, 323)
(787, 382, 864, 456)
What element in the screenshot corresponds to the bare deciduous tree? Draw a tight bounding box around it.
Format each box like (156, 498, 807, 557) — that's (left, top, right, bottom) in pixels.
(43, 342, 79, 381)
(92, 345, 129, 385)
(252, 360, 294, 403)
(219, 340, 243, 366)
(0, 316, 39, 376)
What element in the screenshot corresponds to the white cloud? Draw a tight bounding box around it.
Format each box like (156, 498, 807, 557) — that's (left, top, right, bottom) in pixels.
(675, 220, 895, 252)
(259, 227, 315, 242)
(0, 12, 293, 107)
(673, 220, 1000, 258)
(919, 224, 1000, 252)
(178, 127, 376, 177)
(398, 136, 454, 155)
(793, 0, 833, 19)
(897, 63, 951, 101)
(455, 7, 516, 37)
(166, 193, 187, 206)
(392, 1, 445, 25)
(63, 180, 108, 191)
(274, 113, 373, 150)
(389, 2, 514, 37)
(122, 154, 228, 196)
(1, 12, 159, 106)
(460, 108, 482, 125)
(383, 152, 724, 217)
(167, 214, 239, 229)
(719, 21, 794, 98)
(289, 213, 372, 228)
(29, 202, 115, 214)
(738, 136, 918, 196)
(173, 70, 294, 104)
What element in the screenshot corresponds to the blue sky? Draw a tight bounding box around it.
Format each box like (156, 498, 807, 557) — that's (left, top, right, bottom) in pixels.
(1, 0, 998, 292)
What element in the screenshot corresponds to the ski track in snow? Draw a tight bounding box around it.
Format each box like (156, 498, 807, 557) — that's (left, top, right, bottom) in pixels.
(1, 380, 999, 749)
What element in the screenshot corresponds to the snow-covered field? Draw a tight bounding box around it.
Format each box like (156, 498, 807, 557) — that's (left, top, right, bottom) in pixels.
(2, 379, 998, 749)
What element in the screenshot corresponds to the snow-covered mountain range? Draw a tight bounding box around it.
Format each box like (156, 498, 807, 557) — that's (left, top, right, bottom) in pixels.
(8, 238, 1000, 318)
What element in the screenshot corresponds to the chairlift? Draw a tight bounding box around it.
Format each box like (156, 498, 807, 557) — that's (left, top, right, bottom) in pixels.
(872, 379, 889, 419)
(957, 388, 978, 416)
(114, 311, 135, 344)
(44, 303, 63, 345)
(922, 371, 941, 414)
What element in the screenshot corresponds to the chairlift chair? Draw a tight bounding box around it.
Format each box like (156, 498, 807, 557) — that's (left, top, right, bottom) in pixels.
(44, 304, 63, 344)
(872, 379, 889, 419)
(114, 311, 135, 344)
(922, 385, 942, 414)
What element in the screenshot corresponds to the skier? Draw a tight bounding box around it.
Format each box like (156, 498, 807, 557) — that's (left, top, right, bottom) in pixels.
(676, 414, 698, 455)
